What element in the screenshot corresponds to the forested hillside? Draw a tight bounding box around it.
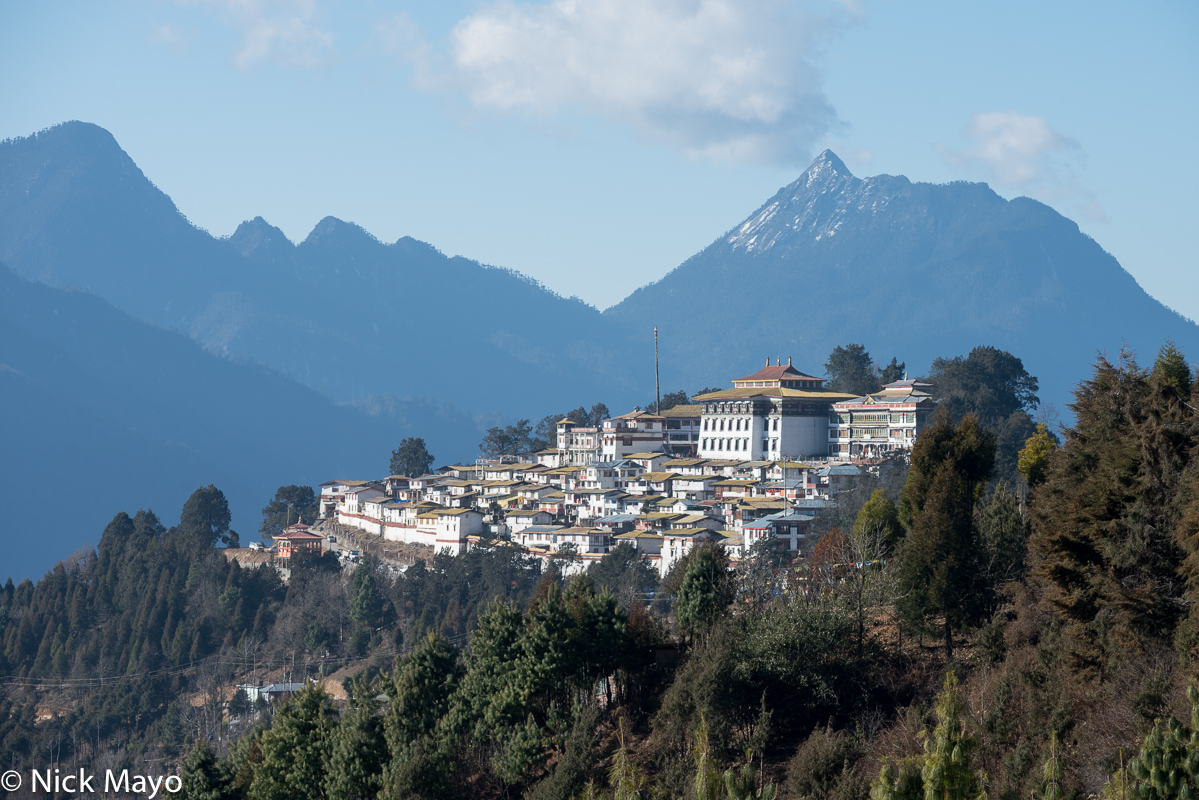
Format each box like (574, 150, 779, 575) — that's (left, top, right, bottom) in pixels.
(3, 342, 1198, 799)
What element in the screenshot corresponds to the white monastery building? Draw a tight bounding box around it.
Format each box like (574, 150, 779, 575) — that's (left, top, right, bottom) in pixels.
(695, 360, 856, 460)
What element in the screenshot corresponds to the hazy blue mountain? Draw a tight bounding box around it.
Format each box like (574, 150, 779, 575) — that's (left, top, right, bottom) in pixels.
(0, 122, 647, 417)
(606, 151, 1199, 409)
(0, 265, 480, 581)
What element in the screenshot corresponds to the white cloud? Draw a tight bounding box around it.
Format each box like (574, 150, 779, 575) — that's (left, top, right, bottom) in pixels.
(189, 0, 334, 69)
(441, 0, 859, 166)
(938, 112, 1105, 221)
(939, 112, 1076, 184)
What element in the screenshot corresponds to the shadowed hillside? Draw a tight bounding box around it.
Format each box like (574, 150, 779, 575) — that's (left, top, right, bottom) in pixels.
(0, 265, 479, 580)
(0, 122, 648, 417)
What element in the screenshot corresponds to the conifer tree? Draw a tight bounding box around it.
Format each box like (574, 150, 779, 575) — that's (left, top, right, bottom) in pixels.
(1031, 350, 1195, 673)
(692, 711, 723, 800)
(676, 545, 734, 643)
(179, 738, 233, 800)
(1154, 339, 1194, 398)
(383, 633, 462, 750)
(609, 717, 647, 800)
(349, 559, 386, 630)
(869, 671, 986, 800)
(898, 412, 994, 660)
(326, 676, 387, 800)
(250, 685, 336, 800)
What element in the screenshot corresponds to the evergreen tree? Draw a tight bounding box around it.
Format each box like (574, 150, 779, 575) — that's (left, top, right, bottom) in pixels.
(1031, 350, 1194, 673)
(326, 677, 387, 800)
(519, 582, 581, 707)
(878, 357, 906, 386)
(855, 488, 904, 553)
(657, 390, 691, 412)
(383, 633, 462, 749)
(825, 344, 881, 397)
(480, 420, 535, 457)
(975, 481, 1028, 597)
(179, 738, 233, 800)
(349, 558, 386, 630)
(260, 485, 318, 541)
(181, 485, 235, 547)
(250, 685, 336, 800)
(925, 345, 1040, 478)
(869, 671, 986, 800)
(898, 412, 994, 661)
(389, 437, 435, 478)
(1153, 339, 1194, 398)
(609, 717, 648, 800)
(676, 545, 734, 643)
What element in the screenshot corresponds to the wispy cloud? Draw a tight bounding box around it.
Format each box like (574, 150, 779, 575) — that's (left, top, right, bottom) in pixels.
(189, 0, 334, 69)
(430, 0, 861, 166)
(151, 23, 187, 52)
(938, 111, 1105, 221)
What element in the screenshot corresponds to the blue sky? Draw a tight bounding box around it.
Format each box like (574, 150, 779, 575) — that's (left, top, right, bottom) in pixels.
(2, 0, 1196, 316)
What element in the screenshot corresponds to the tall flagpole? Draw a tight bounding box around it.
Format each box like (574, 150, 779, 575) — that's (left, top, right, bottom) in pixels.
(654, 327, 661, 415)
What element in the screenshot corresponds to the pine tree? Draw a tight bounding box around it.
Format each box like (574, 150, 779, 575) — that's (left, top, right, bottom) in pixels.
(349, 559, 386, 630)
(179, 738, 233, 800)
(609, 717, 647, 800)
(250, 685, 336, 800)
(692, 711, 723, 800)
(326, 676, 387, 800)
(383, 633, 462, 750)
(869, 671, 986, 800)
(676, 545, 734, 643)
(898, 413, 993, 661)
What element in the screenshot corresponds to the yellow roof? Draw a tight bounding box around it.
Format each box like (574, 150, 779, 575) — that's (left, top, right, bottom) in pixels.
(662, 528, 717, 538)
(616, 531, 663, 541)
(694, 387, 858, 400)
(738, 498, 787, 508)
(659, 404, 702, 417)
(640, 472, 680, 482)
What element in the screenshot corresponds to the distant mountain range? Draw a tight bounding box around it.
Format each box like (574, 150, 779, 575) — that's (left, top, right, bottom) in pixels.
(3, 121, 1198, 577)
(0, 122, 643, 416)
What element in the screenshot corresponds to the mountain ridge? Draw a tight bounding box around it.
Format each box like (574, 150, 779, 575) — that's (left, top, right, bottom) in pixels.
(605, 153, 1199, 410)
(0, 122, 640, 418)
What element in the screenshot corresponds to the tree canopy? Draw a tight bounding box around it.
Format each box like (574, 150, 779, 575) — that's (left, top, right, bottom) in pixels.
(824, 344, 880, 397)
(260, 485, 318, 541)
(898, 411, 995, 660)
(181, 484, 237, 547)
(925, 345, 1040, 479)
(390, 437, 435, 477)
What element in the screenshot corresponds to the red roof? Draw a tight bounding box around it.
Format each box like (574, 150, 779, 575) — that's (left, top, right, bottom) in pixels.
(733, 364, 820, 382)
(274, 527, 324, 541)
